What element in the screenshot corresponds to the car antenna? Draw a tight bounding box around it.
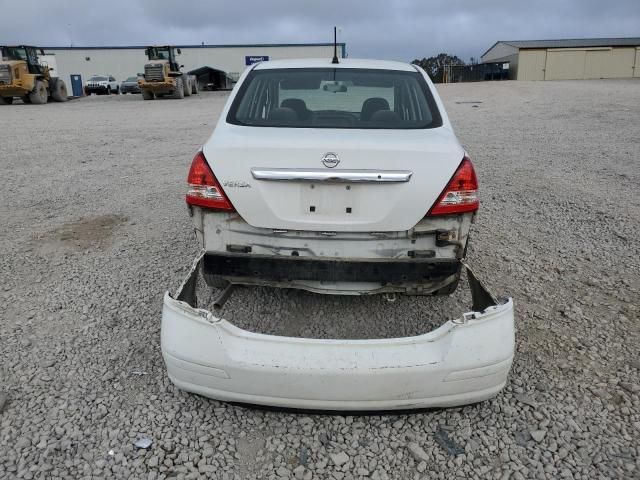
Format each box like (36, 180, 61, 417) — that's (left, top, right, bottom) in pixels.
(332, 26, 339, 64)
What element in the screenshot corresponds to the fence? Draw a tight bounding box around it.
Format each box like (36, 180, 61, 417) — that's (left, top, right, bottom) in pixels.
(439, 62, 510, 83)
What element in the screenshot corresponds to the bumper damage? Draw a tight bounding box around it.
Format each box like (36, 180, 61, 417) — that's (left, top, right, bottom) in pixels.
(161, 253, 514, 411)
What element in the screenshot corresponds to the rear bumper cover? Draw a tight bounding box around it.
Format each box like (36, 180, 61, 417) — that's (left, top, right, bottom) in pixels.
(162, 254, 514, 410)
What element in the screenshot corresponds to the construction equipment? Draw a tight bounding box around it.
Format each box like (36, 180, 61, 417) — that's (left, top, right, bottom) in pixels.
(138, 46, 198, 100)
(0, 46, 68, 105)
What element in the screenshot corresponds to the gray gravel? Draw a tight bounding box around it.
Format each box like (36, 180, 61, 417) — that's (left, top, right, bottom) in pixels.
(1, 81, 639, 479)
(199, 270, 473, 339)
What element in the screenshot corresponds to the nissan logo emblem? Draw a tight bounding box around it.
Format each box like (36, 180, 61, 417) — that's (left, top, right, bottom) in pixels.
(322, 153, 340, 168)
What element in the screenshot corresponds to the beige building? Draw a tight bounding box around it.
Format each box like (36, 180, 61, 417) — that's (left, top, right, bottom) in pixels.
(481, 38, 640, 80)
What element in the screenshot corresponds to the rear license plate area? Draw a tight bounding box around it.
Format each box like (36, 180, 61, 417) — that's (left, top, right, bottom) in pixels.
(301, 183, 358, 215)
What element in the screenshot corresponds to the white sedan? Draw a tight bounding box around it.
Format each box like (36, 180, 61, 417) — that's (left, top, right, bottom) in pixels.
(162, 58, 514, 410)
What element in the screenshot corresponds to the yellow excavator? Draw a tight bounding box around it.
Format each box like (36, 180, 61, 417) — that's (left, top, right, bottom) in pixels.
(0, 45, 68, 105)
(138, 46, 198, 100)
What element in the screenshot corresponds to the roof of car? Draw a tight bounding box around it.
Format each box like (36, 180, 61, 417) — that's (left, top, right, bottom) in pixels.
(252, 58, 418, 72)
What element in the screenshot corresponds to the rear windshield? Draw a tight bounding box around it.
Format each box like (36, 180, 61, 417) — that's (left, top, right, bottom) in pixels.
(227, 68, 442, 129)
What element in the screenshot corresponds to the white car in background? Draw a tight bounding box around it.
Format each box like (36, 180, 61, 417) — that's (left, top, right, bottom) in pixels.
(162, 58, 514, 410)
(84, 74, 119, 95)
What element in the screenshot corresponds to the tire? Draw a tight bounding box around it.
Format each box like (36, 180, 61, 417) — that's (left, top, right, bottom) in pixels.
(22, 96, 31, 104)
(116, 86, 120, 95)
(183, 76, 191, 97)
(171, 77, 184, 99)
(50, 78, 68, 102)
(142, 89, 154, 100)
(203, 271, 230, 289)
(29, 80, 48, 104)
(0, 96, 13, 105)
(107, 86, 112, 95)
(191, 77, 199, 95)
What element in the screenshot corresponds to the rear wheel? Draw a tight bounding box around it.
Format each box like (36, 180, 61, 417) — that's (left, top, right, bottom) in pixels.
(29, 80, 48, 104)
(183, 76, 191, 97)
(142, 89, 154, 100)
(50, 78, 68, 102)
(172, 77, 184, 99)
(0, 96, 13, 105)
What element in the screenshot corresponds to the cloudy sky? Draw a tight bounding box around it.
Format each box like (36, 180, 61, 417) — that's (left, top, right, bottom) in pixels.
(2, 0, 638, 61)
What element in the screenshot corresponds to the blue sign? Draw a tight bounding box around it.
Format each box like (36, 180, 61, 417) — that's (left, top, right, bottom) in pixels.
(245, 55, 269, 65)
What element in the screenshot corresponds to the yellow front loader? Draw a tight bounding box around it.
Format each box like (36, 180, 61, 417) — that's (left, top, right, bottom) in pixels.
(0, 46, 68, 105)
(138, 46, 198, 100)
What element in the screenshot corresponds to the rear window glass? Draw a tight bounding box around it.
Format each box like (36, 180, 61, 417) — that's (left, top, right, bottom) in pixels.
(227, 68, 442, 129)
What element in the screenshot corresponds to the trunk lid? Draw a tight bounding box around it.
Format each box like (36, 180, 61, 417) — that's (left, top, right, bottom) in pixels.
(203, 126, 464, 232)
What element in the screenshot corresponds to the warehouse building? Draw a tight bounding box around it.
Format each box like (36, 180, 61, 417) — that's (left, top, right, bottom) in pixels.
(42, 43, 346, 93)
(481, 38, 640, 80)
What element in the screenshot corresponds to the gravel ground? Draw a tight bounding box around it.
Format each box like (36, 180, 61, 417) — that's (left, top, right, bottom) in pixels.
(1, 80, 639, 479)
(199, 267, 474, 339)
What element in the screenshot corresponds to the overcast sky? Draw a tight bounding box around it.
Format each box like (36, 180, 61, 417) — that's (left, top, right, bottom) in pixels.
(2, 0, 639, 61)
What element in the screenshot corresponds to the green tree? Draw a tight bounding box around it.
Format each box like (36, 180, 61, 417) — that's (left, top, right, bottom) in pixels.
(412, 54, 465, 81)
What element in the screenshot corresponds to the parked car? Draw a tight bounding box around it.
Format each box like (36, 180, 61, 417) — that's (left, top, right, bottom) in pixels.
(162, 58, 514, 410)
(84, 75, 118, 95)
(120, 76, 141, 94)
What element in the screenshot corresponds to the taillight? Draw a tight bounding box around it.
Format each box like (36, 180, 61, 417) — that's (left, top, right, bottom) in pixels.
(186, 151, 235, 211)
(428, 156, 479, 216)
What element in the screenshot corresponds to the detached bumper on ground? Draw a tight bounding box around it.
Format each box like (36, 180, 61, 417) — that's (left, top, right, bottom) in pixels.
(161, 254, 514, 410)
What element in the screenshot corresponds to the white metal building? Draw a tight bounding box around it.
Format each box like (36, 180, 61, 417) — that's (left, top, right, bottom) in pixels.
(42, 43, 346, 91)
(481, 38, 640, 81)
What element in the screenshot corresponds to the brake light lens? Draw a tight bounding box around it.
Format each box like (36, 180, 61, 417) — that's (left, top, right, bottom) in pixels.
(428, 156, 479, 216)
(186, 151, 235, 211)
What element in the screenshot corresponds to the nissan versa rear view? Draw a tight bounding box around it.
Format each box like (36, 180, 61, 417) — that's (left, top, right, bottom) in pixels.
(162, 58, 514, 410)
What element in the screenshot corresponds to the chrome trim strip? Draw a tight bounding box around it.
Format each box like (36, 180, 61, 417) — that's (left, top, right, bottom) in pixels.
(250, 168, 412, 183)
